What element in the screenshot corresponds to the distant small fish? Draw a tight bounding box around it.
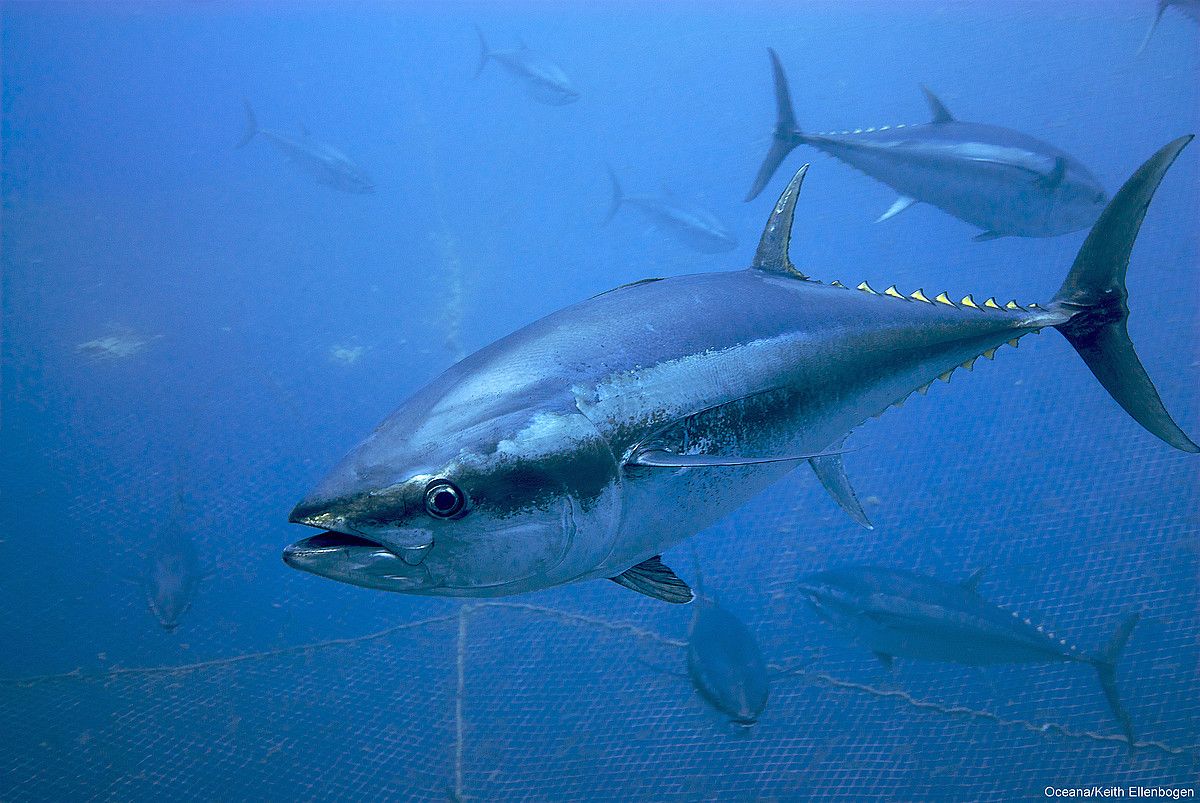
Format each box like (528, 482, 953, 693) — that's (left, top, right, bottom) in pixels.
(474, 28, 579, 106)
(1138, 0, 1200, 54)
(76, 328, 160, 361)
(329, 344, 367, 365)
(797, 565, 1141, 746)
(747, 50, 1107, 240)
(686, 562, 769, 728)
(604, 168, 738, 254)
(237, 100, 375, 194)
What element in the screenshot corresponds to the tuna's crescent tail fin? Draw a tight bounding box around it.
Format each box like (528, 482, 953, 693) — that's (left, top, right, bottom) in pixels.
(745, 49, 803, 202)
(1136, 1, 1169, 56)
(236, 99, 257, 149)
(473, 26, 491, 78)
(1051, 135, 1198, 452)
(603, 165, 624, 225)
(1091, 612, 1140, 750)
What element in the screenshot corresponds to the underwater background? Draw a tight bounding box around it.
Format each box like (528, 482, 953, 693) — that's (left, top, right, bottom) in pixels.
(1, 1, 1197, 800)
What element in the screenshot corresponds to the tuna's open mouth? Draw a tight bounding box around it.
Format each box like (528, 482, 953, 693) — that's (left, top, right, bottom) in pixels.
(282, 530, 382, 563)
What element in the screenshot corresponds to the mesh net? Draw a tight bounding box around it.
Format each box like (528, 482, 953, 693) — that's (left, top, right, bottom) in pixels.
(3, 145, 1198, 803)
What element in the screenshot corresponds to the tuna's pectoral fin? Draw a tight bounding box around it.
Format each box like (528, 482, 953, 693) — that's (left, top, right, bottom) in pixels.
(610, 556, 694, 604)
(972, 231, 1007, 242)
(628, 444, 850, 468)
(872, 651, 895, 670)
(920, 85, 955, 124)
(809, 449, 872, 529)
(875, 196, 917, 224)
(1035, 156, 1067, 190)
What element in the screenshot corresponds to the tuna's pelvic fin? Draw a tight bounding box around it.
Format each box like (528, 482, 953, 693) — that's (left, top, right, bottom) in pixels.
(1052, 134, 1198, 452)
(1036, 156, 1068, 190)
(972, 230, 1007, 243)
(872, 651, 895, 670)
(809, 449, 872, 529)
(746, 49, 802, 202)
(751, 163, 809, 279)
(921, 85, 955, 124)
(473, 26, 491, 77)
(610, 556, 694, 604)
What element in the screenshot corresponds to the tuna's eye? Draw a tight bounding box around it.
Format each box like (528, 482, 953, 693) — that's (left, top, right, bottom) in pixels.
(424, 480, 466, 519)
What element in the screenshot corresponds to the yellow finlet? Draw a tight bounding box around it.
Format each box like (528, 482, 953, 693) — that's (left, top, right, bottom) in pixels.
(983, 297, 1001, 310)
(910, 288, 931, 303)
(982, 347, 997, 360)
(830, 280, 846, 288)
(1004, 300, 1024, 311)
(857, 281, 877, 294)
(916, 382, 931, 395)
(934, 291, 954, 306)
(938, 369, 954, 383)
(960, 294, 980, 309)
(961, 356, 977, 371)
(884, 285, 906, 300)
(1028, 302, 1041, 309)
(1007, 338, 1020, 348)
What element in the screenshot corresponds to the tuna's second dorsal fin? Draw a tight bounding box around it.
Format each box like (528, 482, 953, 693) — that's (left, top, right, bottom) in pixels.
(921, 85, 955, 124)
(751, 163, 809, 280)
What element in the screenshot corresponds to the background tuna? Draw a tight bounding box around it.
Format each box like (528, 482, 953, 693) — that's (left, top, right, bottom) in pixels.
(2, 2, 1196, 801)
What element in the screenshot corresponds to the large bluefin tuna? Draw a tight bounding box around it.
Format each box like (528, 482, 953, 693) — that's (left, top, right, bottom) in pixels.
(284, 136, 1196, 606)
(746, 50, 1108, 241)
(685, 560, 769, 728)
(474, 28, 579, 106)
(236, 100, 375, 194)
(604, 167, 738, 254)
(138, 519, 205, 633)
(797, 565, 1141, 747)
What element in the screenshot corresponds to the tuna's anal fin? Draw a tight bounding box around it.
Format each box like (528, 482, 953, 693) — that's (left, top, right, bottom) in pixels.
(872, 651, 895, 670)
(876, 196, 917, 224)
(610, 556, 694, 604)
(921, 85, 955, 124)
(236, 99, 258, 149)
(751, 163, 810, 279)
(972, 230, 1007, 242)
(1052, 134, 1198, 452)
(809, 450, 873, 529)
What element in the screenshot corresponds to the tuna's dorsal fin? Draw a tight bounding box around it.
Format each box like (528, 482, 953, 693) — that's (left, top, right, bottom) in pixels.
(751, 164, 810, 280)
(960, 566, 989, 593)
(875, 196, 917, 224)
(809, 449, 873, 530)
(628, 444, 850, 468)
(921, 85, 955, 124)
(872, 651, 895, 670)
(610, 556, 694, 604)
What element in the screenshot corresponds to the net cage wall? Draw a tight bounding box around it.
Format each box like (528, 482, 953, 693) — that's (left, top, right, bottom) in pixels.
(2, 103, 1199, 803)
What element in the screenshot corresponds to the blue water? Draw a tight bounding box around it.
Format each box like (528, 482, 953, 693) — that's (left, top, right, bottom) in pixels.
(2, 2, 1197, 800)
